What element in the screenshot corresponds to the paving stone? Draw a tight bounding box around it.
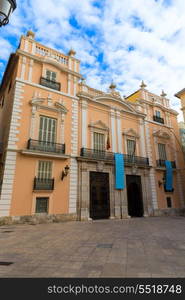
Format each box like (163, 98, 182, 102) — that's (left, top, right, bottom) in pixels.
(0, 216, 185, 278)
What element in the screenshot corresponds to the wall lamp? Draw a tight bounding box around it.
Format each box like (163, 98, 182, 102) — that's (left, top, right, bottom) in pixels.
(61, 165, 70, 180)
(158, 176, 165, 187)
(0, 0, 17, 27)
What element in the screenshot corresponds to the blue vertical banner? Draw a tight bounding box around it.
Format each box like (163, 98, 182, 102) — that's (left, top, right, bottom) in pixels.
(114, 153, 125, 189)
(165, 160, 173, 191)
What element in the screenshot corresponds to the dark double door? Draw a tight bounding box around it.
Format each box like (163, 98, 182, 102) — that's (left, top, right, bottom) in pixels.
(126, 175, 144, 217)
(90, 172, 110, 220)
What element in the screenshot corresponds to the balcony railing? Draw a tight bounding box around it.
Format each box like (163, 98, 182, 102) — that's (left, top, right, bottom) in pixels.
(124, 154, 149, 166)
(40, 77, 61, 91)
(156, 160, 176, 168)
(33, 177, 54, 190)
(27, 139, 65, 154)
(153, 115, 164, 124)
(0, 142, 3, 154)
(80, 148, 149, 166)
(80, 148, 114, 161)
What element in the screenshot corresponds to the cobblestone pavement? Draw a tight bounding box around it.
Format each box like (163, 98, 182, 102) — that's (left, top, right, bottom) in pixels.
(0, 216, 185, 278)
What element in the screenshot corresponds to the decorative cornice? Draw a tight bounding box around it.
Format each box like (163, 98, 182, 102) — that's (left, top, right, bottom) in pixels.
(16, 78, 79, 100)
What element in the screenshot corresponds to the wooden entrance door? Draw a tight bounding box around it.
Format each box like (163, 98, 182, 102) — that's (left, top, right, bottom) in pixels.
(126, 175, 144, 217)
(90, 172, 110, 220)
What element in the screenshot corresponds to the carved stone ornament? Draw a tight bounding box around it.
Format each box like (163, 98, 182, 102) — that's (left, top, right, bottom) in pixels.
(153, 129, 171, 140)
(96, 161, 105, 172)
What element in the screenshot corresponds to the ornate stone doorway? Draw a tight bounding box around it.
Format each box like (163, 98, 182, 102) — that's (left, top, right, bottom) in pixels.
(90, 172, 110, 219)
(126, 175, 144, 217)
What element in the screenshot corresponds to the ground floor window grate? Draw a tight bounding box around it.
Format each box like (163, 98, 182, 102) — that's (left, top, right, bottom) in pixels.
(166, 197, 172, 208)
(36, 197, 49, 213)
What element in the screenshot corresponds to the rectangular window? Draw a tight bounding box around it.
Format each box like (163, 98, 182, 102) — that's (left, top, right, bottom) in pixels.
(46, 70, 56, 82)
(39, 116, 57, 143)
(166, 197, 172, 208)
(36, 197, 49, 213)
(155, 110, 161, 117)
(93, 132, 105, 151)
(158, 143, 167, 160)
(127, 139, 136, 155)
(38, 161, 52, 179)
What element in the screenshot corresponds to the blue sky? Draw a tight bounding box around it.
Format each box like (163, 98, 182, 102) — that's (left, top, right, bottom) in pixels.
(1, 0, 185, 119)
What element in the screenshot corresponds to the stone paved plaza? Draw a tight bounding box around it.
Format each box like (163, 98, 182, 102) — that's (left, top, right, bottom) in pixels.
(0, 216, 185, 278)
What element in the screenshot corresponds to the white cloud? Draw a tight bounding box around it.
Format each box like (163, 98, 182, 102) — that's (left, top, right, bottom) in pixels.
(0, 0, 185, 120)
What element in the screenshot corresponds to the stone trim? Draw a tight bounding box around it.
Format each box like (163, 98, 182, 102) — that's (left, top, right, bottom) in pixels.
(116, 111, 122, 153)
(153, 208, 185, 217)
(0, 82, 25, 216)
(81, 100, 87, 148)
(111, 109, 116, 152)
(0, 151, 17, 216)
(144, 123, 158, 209)
(16, 78, 79, 100)
(139, 119, 146, 157)
(21, 150, 70, 159)
(0, 213, 77, 226)
(71, 99, 78, 156)
(28, 59, 34, 82)
(67, 74, 71, 94)
(32, 42, 36, 55)
(69, 158, 78, 213)
(21, 57, 26, 80)
(24, 40, 29, 52)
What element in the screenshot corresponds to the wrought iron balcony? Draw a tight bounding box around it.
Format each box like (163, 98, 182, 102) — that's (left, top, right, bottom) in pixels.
(156, 160, 176, 168)
(0, 142, 3, 154)
(153, 115, 164, 124)
(124, 154, 149, 166)
(33, 177, 54, 191)
(80, 148, 114, 160)
(40, 77, 61, 91)
(27, 139, 65, 154)
(80, 148, 149, 166)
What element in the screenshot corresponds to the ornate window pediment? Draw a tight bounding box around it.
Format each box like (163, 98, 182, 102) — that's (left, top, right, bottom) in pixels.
(30, 97, 68, 114)
(122, 128, 140, 138)
(88, 120, 109, 132)
(153, 129, 170, 140)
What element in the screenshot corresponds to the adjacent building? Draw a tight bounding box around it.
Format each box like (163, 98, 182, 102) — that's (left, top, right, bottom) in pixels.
(175, 89, 185, 157)
(0, 31, 184, 222)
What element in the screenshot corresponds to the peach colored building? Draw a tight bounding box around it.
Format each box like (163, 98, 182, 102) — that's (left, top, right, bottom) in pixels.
(0, 31, 184, 222)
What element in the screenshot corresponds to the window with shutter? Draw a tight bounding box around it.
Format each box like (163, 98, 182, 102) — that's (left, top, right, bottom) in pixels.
(93, 132, 105, 151)
(38, 161, 52, 179)
(39, 116, 57, 143)
(46, 70, 57, 82)
(127, 139, 136, 155)
(158, 143, 167, 160)
(155, 110, 161, 117)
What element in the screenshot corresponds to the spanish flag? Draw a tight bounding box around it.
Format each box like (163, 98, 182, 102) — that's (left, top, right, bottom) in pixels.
(106, 132, 110, 150)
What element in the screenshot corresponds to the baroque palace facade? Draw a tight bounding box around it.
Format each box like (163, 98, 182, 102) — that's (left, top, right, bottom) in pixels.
(0, 31, 185, 222)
